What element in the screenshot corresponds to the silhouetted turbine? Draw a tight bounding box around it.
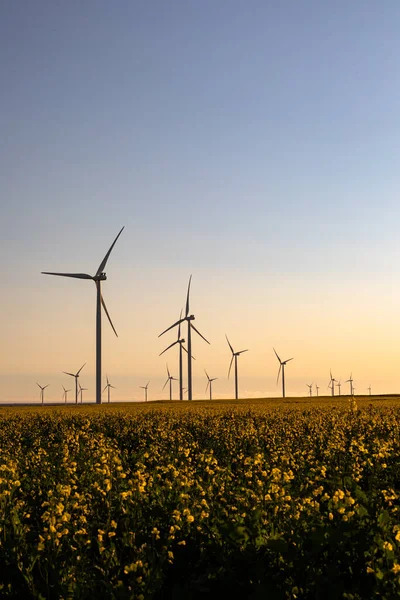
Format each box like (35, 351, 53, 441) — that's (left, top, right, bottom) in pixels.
(140, 381, 150, 402)
(42, 227, 124, 404)
(37, 383, 49, 405)
(328, 370, 336, 397)
(337, 380, 342, 396)
(159, 276, 209, 400)
(346, 373, 354, 395)
(62, 385, 71, 404)
(205, 369, 218, 401)
(226, 335, 248, 400)
(273, 348, 293, 398)
(64, 363, 86, 405)
(78, 383, 88, 404)
(102, 375, 115, 404)
(315, 384, 320, 397)
(159, 310, 193, 401)
(163, 365, 178, 401)
(306, 383, 313, 397)
(368, 385, 372, 396)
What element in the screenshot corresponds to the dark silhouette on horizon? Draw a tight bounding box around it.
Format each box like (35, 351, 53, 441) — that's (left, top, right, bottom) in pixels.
(102, 375, 115, 403)
(274, 348, 294, 398)
(163, 364, 178, 401)
(226, 335, 248, 400)
(37, 382, 49, 405)
(205, 369, 218, 401)
(159, 309, 193, 401)
(140, 381, 150, 402)
(62, 384, 71, 404)
(63, 363, 86, 404)
(328, 370, 336, 396)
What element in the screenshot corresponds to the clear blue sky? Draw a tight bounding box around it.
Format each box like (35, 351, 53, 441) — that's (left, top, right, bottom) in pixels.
(2, 1, 400, 402)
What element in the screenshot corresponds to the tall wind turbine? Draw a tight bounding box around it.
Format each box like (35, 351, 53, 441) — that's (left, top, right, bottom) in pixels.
(346, 373, 354, 395)
(163, 365, 178, 401)
(306, 383, 313, 397)
(42, 227, 124, 404)
(315, 384, 319, 397)
(226, 335, 248, 400)
(368, 385, 372, 396)
(273, 348, 293, 398)
(64, 363, 86, 404)
(159, 276, 210, 400)
(62, 385, 71, 404)
(140, 381, 150, 402)
(328, 370, 336, 397)
(103, 375, 115, 403)
(37, 383, 49, 405)
(79, 383, 88, 404)
(337, 380, 342, 396)
(205, 369, 218, 401)
(159, 310, 192, 401)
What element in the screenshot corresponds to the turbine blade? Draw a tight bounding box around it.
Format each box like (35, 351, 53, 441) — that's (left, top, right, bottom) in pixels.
(110, 385, 116, 389)
(273, 348, 282, 364)
(76, 363, 86, 376)
(101, 294, 118, 337)
(238, 349, 248, 354)
(162, 378, 169, 391)
(177, 309, 182, 339)
(181, 344, 196, 360)
(102, 386, 107, 393)
(225, 334, 234, 354)
(285, 357, 294, 363)
(36, 382, 41, 389)
(42, 272, 93, 279)
(96, 226, 125, 276)
(276, 364, 282, 384)
(146, 382, 150, 387)
(158, 318, 185, 338)
(205, 381, 210, 393)
(204, 369, 210, 381)
(185, 275, 192, 318)
(159, 340, 179, 356)
(166, 364, 171, 378)
(63, 372, 75, 377)
(191, 324, 210, 344)
(211, 378, 218, 382)
(228, 355, 234, 378)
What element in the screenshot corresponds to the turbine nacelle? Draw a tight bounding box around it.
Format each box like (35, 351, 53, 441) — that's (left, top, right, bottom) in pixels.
(94, 272, 107, 281)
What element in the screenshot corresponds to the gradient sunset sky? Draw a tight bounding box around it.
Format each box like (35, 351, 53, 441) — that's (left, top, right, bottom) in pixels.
(2, 1, 400, 402)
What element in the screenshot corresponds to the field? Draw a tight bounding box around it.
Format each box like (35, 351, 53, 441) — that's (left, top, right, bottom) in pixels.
(1, 396, 400, 599)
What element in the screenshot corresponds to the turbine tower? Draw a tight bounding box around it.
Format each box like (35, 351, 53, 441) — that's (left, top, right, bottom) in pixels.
(368, 385, 372, 396)
(42, 227, 124, 404)
(140, 381, 150, 402)
(273, 348, 294, 398)
(328, 370, 336, 397)
(226, 335, 248, 400)
(102, 375, 115, 404)
(205, 369, 218, 401)
(159, 276, 209, 400)
(315, 384, 319, 397)
(37, 383, 49, 405)
(63, 363, 86, 404)
(346, 373, 354, 395)
(79, 383, 88, 404)
(306, 383, 313, 397)
(62, 385, 71, 404)
(159, 310, 192, 401)
(337, 380, 342, 396)
(163, 365, 178, 401)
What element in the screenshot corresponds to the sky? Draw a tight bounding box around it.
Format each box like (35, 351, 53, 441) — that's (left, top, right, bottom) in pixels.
(2, 0, 400, 402)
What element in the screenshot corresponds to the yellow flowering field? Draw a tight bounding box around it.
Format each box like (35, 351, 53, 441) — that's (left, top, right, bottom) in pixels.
(1, 398, 400, 598)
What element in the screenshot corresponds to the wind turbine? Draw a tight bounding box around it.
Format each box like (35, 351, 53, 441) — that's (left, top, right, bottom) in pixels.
(62, 385, 71, 404)
(368, 385, 372, 396)
(273, 348, 293, 398)
(346, 373, 354, 395)
(205, 369, 218, 401)
(163, 365, 178, 401)
(79, 383, 88, 404)
(102, 375, 115, 403)
(140, 381, 150, 402)
(159, 310, 192, 401)
(37, 383, 49, 405)
(328, 370, 336, 397)
(159, 276, 210, 400)
(315, 384, 319, 397)
(337, 380, 342, 396)
(42, 226, 124, 404)
(306, 383, 313, 397)
(226, 335, 248, 400)
(63, 363, 86, 404)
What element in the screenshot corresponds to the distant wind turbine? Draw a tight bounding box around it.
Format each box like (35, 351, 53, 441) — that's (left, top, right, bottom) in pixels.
(226, 335, 248, 400)
(328, 370, 336, 397)
(140, 381, 150, 402)
(42, 226, 124, 404)
(79, 383, 88, 404)
(337, 380, 342, 396)
(273, 348, 293, 398)
(62, 385, 71, 404)
(159, 276, 210, 400)
(159, 310, 193, 401)
(37, 383, 49, 405)
(63, 363, 86, 404)
(368, 385, 372, 396)
(205, 369, 218, 401)
(102, 375, 115, 403)
(306, 383, 313, 397)
(315, 384, 319, 397)
(163, 365, 178, 401)
(346, 373, 354, 395)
